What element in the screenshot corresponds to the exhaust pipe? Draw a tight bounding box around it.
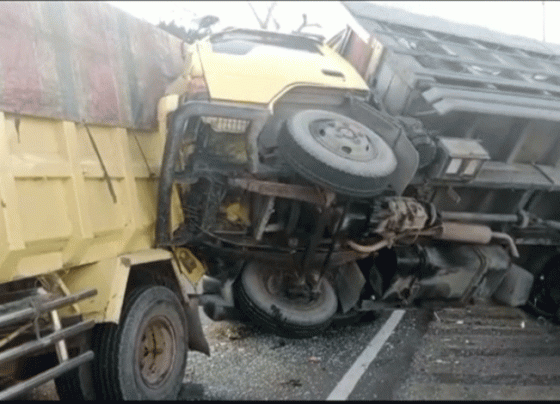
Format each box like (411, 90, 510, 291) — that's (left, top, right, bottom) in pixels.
(348, 222, 519, 258)
(433, 222, 519, 258)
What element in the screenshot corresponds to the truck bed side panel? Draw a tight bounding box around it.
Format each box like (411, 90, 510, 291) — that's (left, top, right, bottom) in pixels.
(0, 1, 184, 130)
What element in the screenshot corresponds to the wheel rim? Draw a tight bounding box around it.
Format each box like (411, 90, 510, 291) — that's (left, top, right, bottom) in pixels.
(247, 264, 336, 318)
(309, 118, 379, 162)
(137, 315, 177, 389)
(263, 270, 319, 306)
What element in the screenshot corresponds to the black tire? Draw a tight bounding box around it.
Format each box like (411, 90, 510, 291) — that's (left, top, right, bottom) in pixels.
(528, 255, 560, 321)
(91, 286, 187, 400)
(235, 261, 338, 338)
(278, 110, 397, 197)
(54, 333, 96, 400)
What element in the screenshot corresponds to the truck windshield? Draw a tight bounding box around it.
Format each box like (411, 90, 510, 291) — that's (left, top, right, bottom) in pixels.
(210, 30, 322, 55)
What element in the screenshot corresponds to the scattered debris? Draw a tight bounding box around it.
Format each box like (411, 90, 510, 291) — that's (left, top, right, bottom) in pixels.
(281, 379, 302, 387)
(226, 328, 242, 340)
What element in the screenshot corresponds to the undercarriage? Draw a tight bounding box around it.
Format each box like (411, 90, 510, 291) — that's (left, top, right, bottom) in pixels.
(155, 93, 560, 337)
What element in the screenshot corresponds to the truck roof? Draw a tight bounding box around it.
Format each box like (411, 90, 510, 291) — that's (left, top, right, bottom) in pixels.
(197, 28, 369, 104)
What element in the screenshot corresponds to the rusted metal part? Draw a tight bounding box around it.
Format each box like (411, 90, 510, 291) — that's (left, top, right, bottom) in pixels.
(229, 177, 336, 206)
(198, 241, 367, 271)
(0, 2, 185, 130)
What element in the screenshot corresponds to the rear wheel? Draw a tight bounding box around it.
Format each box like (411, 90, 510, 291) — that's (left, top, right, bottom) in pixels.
(235, 261, 338, 338)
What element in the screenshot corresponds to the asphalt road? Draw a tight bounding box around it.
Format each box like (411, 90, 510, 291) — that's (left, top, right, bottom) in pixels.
(21, 301, 560, 400)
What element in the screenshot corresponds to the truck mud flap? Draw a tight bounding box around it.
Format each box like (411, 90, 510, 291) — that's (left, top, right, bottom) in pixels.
(185, 295, 210, 356)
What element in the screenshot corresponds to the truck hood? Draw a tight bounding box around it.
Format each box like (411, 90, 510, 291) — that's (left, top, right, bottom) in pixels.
(196, 30, 369, 105)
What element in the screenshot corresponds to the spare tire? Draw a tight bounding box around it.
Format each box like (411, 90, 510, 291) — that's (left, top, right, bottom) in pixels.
(278, 110, 397, 197)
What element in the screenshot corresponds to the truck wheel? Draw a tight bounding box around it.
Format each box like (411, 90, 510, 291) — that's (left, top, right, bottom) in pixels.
(235, 261, 337, 338)
(528, 255, 560, 321)
(278, 110, 397, 197)
(54, 333, 96, 400)
(94, 286, 187, 400)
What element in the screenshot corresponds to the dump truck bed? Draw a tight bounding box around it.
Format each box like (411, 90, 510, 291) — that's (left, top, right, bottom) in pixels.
(0, 2, 184, 283)
(341, 2, 560, 223)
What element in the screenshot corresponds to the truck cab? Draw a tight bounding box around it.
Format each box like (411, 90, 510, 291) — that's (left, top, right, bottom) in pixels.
(155, 16, 557, 338)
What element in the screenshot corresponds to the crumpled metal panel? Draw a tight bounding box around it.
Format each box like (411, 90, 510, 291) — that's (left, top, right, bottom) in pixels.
(0, 1, 185, 130)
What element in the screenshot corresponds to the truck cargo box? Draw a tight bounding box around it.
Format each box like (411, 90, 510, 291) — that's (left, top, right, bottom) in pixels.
(0, 2, 185, 283)
(343, 1, 560, 169)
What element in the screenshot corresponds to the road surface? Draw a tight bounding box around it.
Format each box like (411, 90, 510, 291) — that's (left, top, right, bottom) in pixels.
(22, 301, 560, 400)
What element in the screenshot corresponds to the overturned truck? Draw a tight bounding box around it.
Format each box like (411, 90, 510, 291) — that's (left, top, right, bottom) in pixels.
(156, 3, 560, 338)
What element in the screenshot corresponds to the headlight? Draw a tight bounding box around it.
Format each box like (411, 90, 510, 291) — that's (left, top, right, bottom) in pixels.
(463, 159, 480, 176)
(445, 158, 462, 175)
(434, 138, 490, 180)
(201, 117, 250, 134)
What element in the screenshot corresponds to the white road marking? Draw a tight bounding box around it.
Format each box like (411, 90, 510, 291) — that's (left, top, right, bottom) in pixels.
(326, 309, 406, 401)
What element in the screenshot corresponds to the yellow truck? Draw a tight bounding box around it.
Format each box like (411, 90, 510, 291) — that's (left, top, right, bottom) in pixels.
(0, 2, 209, 399)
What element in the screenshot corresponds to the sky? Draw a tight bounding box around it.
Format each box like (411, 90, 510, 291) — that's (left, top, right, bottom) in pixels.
(108, 1, 560, 45)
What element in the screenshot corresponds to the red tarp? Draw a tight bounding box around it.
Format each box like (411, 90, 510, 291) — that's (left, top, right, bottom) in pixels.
(0, 1, 185, 130)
